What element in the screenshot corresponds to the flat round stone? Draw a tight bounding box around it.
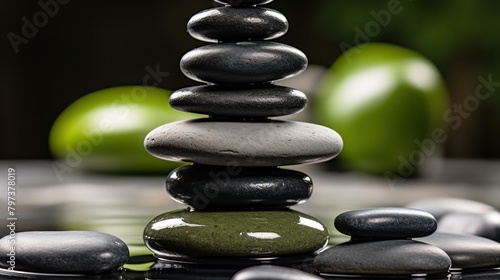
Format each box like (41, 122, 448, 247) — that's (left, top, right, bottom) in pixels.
(144, 209, 329, 259)
(415, 232, 500, 270)
(214, 0, 274, 6)
(334, 208, 437, 239)
(166, 165, 312, 210)
(169, 85, 307, 118)
(232, 265, 323, 280)
(0, 231, 129, 273)
(180, 42, 307, 84)
(407, 197, 496, 220)
(145, 119, 343, 166)
(313, 239, 451, 276)
(437, 211, 500, 242)
(188, 7, 287, 43)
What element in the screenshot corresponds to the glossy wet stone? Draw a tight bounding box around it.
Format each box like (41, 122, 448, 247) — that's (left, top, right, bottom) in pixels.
(145, 119, 343, 166)
(144, 209, 329, 259)
(180, 42, 307, 84)
(0, 231, 129, 273)
(232, 265, 323, 280)
(188, 7, 287, 43)
(415, 232, 500, 270)
(170, 85, 307, 118)
(334, 207, 437, 239)
(313, 239, 451, 276)
(407, 197, 496, 220)
(166, 165, 312, 210)
(214, 0, 274, 6)
(437, 211, 500, 242)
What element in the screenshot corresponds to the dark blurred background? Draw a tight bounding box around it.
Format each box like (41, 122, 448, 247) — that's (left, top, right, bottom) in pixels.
(1, 0, 500, 159)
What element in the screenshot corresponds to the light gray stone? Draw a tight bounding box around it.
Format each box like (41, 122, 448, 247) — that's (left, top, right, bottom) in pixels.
(416, 232, 500, 270)
(313, 239, 451, 276)
(334, 207, 437, 239)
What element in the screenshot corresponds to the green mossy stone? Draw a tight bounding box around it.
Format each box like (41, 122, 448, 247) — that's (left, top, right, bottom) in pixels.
(144, 209, 329, 259)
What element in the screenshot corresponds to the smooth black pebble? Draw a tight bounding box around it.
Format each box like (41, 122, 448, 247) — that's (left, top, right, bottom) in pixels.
(169, 85, 307, 118)
(0, 231, 129, 273)
(166, 165, 312, 210)
(407, 197, 496, 220)
(415, 232, 500, 270)
(437, 211, 500, 242)
(232, 265, 323, 280)
(188, 7, 287, 43)
(313, 239, 451, 276)
(180, 41, 307, 84)
(334, 207, 437, 239)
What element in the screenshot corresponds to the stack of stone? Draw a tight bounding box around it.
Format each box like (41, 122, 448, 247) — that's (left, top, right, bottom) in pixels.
(314, 208, 453, 276)
(143, 0, 343, 263)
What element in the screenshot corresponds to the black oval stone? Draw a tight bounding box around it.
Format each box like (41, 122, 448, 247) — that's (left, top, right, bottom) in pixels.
(0, 231, 129, 274)
(313, 239, 451, 276)
(144, 209, 329, 259)
(415, 232, 500, 270)
(214, 0, 274, 6)
(437, 211, 500, 242)
(232, 265, 323, 280)
(166, 165, 312, 210)
(180, 42, 307, 84)
(188, 7, 287, 43)
(334, 208, 437, 239)
(145, 119, 343, 166)
(170, 85, 307, 118)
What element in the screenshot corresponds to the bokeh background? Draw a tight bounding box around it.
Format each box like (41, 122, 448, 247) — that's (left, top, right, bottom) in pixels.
(1, 0, 500, 160)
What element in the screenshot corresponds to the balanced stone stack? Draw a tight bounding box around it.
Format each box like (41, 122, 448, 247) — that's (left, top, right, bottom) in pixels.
(143, 0, 343, 263)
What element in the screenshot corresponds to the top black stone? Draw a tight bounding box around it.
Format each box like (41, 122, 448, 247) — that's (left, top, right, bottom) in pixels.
(335, 207, 437, 239)
(188, 7, 288, 43)
(214, 0, 274, 6)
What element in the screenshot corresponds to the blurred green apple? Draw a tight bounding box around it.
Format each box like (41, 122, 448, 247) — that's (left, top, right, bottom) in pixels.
(49, 86, 195, 174)
(315, 43, 449, 176)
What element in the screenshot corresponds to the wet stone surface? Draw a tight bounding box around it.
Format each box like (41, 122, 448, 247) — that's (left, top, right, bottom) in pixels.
(188, 7, 287, 43)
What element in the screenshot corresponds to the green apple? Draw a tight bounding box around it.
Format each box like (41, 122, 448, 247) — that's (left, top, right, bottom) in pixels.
(315, 43, 449, 175)
(49, 86, 195, 174)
